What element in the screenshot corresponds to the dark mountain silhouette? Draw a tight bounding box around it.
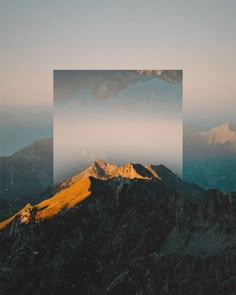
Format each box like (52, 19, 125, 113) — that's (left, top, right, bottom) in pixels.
(0, 138, 53, 220)
(0, 161, 235, 294)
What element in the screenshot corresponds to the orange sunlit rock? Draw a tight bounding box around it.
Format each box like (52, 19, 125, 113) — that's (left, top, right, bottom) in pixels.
(36, 177, 92, 221)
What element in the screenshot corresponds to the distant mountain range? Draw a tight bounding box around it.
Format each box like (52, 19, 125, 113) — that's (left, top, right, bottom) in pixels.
(0, 161, 235, 294)
(184, 122, 236, 157)
(0, 105, 52, 156)
(1, 120, 235, 222)
(0, 138, 53, 220)
(200, 122, 236, 144)
(184, 122, 236, 191)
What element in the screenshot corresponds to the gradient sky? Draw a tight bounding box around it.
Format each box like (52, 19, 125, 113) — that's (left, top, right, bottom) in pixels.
(54, 70, 182, 182)
(0, 105, 52, 156)
(0, 0, 235, 125)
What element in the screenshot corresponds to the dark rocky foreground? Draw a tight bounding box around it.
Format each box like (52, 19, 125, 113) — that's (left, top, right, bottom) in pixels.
(0, 164, 236, 294)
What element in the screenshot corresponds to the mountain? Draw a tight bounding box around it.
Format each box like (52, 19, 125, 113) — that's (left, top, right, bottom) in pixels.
(67, 160, 156, 182)
(199, 122, 236, 145)
(184, 122, 236, 158)
(0, 138, 53, 220)
(58, 160, 204, 203)
(0, 161, 235, 294)
(184, 123, 236, 191)
(0, 105, 52, 156)
(0, 161, 204, 229)
(137, 70, 182, 84)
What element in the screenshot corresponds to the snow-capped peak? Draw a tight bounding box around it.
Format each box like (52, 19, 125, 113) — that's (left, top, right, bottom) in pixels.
(199, 122, 236, 144)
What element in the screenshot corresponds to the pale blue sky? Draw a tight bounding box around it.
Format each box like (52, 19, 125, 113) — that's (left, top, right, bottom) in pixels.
(0, 0, 235, 124)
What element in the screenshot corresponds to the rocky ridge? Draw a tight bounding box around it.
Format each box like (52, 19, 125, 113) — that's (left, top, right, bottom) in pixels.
(0, 161, 235, 294)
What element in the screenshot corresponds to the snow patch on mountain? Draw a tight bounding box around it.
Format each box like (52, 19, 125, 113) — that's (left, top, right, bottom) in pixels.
(199, 122, 236, 144)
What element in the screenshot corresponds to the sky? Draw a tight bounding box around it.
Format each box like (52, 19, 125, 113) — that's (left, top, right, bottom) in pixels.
(0, 0, 236, 175)
(0, 0, 235, 124)
(0, 105, 52, 155)
(54, 70, 182, 182)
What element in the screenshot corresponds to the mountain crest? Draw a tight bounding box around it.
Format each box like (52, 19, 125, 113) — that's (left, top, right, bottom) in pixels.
(73, 161, 164, 183)
(119, 162, 154, 179)
(93, 159, 107, 168)
(0, 161, 205, 231)
(212, 122, 236, 132)
(199, 122, 236, 144)
(0, 203, 33, 230)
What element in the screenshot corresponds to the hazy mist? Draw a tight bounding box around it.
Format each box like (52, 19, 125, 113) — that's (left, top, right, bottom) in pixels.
(54, 70, 182, 182)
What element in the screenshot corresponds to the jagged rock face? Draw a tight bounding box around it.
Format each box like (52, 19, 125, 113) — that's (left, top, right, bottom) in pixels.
(0, 163, 235, 294)
(160, 190, 236, 256)
(106, 254, 236, 295)
(66, 160, 156, 183)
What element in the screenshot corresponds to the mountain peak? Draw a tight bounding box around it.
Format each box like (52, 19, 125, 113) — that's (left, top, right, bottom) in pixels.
(224, 122, 236, 131)
(0, 161, 205, 231)
(214, 122, 236, 131)
(64, 161, 164, 187)
(199, 122, 236, 144)
(211, 122, 236, 133)
(93, 159, 107, 168)
(121, 162, 154, 179)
